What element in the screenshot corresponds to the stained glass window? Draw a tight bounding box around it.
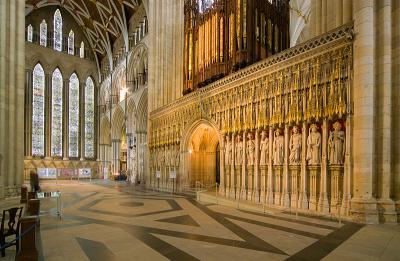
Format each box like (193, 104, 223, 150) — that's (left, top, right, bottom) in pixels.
(51, 68, 63, 157)
(69, 73, 79, 157)
(54, 9, 63, 51)
(84, 77, 95, 158)
(32, 64, 45, 156)
(68, 30, 74, 55)
(198, 0, 214, 13)
(27, 24, 33, 42)
(80, 42, 85, 58)
(40, 20, 47, 47)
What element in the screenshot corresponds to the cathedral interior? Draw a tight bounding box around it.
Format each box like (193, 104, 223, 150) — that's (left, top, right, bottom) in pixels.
(0, 0, 400, 260)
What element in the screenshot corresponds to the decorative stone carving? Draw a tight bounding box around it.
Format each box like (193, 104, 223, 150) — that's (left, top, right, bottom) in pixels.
(306, 124, 321, 165)
(259, 130, 269, 166)
(175, 145, 180, 167)
(224, 135, 232, 165)
(273, 129, 284, 165)
(328, 121, 345, 165)
(289, 126, 302, 165)
(235, 134, 243, 164)
(246, 132, 255, 166)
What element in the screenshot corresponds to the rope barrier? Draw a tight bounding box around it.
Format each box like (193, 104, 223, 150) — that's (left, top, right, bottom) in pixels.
(0, 223, 36, 250)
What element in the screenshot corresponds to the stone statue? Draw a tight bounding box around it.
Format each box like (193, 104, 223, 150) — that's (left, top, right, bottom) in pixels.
(328, 121, 345, 165)
(259, 130, 269, 166)
(306, 124, 321, 165)
(289, 126, 302, 165)
(246, 132, 255, 165)
(235, 135, 243, 165)
(273, 129, 284, 165)
(224, 135, 232, 165)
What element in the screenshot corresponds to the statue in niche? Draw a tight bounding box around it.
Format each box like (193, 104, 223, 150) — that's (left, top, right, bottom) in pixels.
(235, 134, 243, 165)
(224, 135, 232, 165)
(259, 130, 269, 166)
(306, 124, 321, 165)
(289, 126, 302, 165)
(247, 132, 255, 166)
(273, 129, 284, 165)
(328, 121, 345, 165)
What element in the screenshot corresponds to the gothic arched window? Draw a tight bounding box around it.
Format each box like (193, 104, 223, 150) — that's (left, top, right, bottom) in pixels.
(69, 73, 79, 157)
(53, 9, 63, 51)
(40, 20, 47, 47)
(51, 68, 63, 157)
(27, 24, 33, 42)
(80, 41, 85, 58)
(84, 77, 95, 158)
(32, 63, 45, 156)
(68, 30, 74, 55)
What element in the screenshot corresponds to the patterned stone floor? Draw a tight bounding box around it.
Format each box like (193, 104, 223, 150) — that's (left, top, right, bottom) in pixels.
(1, 181, 399, 260)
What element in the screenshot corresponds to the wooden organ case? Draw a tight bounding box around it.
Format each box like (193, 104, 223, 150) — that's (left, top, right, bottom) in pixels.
(183, 0, 290, 94)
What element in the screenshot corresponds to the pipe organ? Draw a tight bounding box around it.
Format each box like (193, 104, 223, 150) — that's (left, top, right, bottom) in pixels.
(184, 0, 290, 94)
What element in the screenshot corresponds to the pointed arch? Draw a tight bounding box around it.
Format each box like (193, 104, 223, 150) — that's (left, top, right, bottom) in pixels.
(54, 9, 63, 51)
(69, 72, 79, 157)
(32, 63, 45, 156)
(51, 68, 63, 157)
(136, 89, 148, 133)
(68, 30, 75, 55)
(40, 19, 47, 47)
(111, 105, 125, 140)
(84, 76, 95, 158)
(100, 116, 111, 145)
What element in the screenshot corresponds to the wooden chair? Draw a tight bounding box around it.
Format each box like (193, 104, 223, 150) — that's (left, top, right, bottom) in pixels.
(0, 207, 23, 257)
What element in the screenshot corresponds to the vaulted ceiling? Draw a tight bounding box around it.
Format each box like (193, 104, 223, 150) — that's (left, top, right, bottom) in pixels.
(25, 0, 142, 68)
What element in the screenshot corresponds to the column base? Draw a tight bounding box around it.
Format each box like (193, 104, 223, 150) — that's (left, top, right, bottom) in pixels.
(283, 192, 290, 207)
(318, 193, 330, 213)
(299, 191, 309, 209)
(377, 199, 398, 224)
(350, 197, 379, 224)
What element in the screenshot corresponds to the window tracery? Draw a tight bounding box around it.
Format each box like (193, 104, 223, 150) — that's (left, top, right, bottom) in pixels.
(40, 20, 47, 47)
(51, 68, 63, 157)
(84, 77, 95, 158)
(68, 30, 74, 55)
(32, 63, 45, 156)
(54, 9, 63, 51)
(27, 24, 33, 42)
(69, 73, 79, 157)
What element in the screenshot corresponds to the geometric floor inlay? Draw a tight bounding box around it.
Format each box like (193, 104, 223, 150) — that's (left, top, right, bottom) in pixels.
(34, 181, 365, 261)
(156, 214, 200, 227)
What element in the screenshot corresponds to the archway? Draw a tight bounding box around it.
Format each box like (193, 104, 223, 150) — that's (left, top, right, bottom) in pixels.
(185, 122, 220, 187)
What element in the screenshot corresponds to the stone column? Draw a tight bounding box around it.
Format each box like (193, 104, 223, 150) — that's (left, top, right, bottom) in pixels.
(25, 69, 33, 158)
(283, 125, 290, 207)
(343, 0, 353, 24)
(300, 122, 309, 209)
(63, 78, 69, 160)
(335, 0, 343, 27)
(241, 131, 247, 199)
(319, 119, 330, 213)
(0, 0, 25, 197)
(44, 74, 52, 159)
(80, 80, 85, 160)
(267, 128, 274, 204)
(219, 134, 225, 195)
(253, 129, 260, 202)
(230, 134, 236, 198)
(376, 0, 396, 223)
(351, 0, 379, 223)
(315, 0, 322, 35)
(111, 139, 121, 176)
